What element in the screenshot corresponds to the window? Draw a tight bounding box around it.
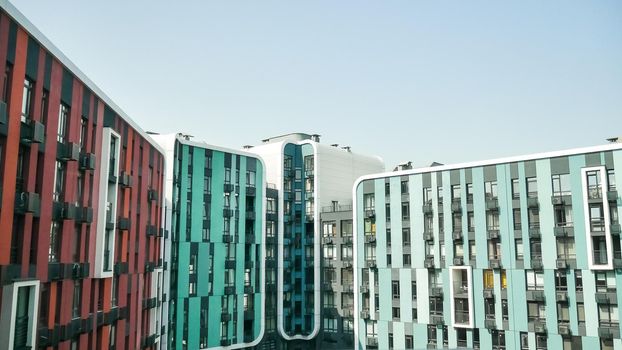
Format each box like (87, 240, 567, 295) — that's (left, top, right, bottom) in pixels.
(485, 181, 498, 199)
(512, 179, 520, 199)
(451, 185, 461, 201)
(575, 270, 583, 292)
(58, 103, 69, 143)
(402, 228, 411, 245)
(72, 280, 82, 319)
(526, 177, 538, 198)
(427, 325, 437, 346)
(403, 254, 411, 266)
(466, 183, 473, 203)
(467, 211, 474, 232)
(53, 161, 66, 202)
(392, 281, 400, 298)
(526, 270, 545, 290)
(437, 186, 443, 204)
(515, 239, 524, 260)
(513, 209, 522, 230)
(452, 212, 462, 232)
(323, 221, 336, 237)
(401, 180, 409, 194)
(21, 78, 34, 121)
(608, 170, 616, 191)
(49, 222, 61, 262)
(392, 307, 400, 319)
(385, 182, 390, 196)
(483, 269, 494, 289)
(552, 174, 571, 195)
(401, 202, 410, 220)
(405, 335, 413, 349)
(468, 240, 476, 261)
(423, 187, 432, 203)
(363, 194, 375, 210)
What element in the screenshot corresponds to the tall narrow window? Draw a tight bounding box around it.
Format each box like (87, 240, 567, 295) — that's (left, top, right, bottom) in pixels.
(21, 78, 34, 122)
(58, 103, 69, 143)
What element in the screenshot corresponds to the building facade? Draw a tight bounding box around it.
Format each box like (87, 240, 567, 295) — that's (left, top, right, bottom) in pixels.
(354, 143, 622, 350)
(319, 204, 355, 349)
(0, 2, 165, 349)
(250, 133, 384, 348)
(153, 134, 265, 350)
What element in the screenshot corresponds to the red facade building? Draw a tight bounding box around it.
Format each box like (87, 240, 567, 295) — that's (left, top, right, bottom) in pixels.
(0, 3, 165, 350)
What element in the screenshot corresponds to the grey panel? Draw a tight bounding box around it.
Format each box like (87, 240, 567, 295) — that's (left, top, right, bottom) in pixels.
(61, 68, 73, 105)
(362, 179, 374, 193)
(550, 157, 570, 175)
(604, 151, 614, 168)
(43, 53, 52, 90)
(25, 37, 39, 79)
(422, 173, 432, 187)
(436, 172, 443, 185)
(82, 86, 91, 118)
(524, 161, 537, 178)
(465, 168, 473, 183)
(483, 165, 497, 181)
(510, 162, 519, 178)
(585, 152, 601, 166)
(450, 170, 460, 185)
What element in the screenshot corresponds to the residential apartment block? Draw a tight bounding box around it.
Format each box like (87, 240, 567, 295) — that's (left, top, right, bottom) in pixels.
(0, 2, 165, 350)
(250, 133, 384, 348)
(152, 134, 265, 350)
(354, 143, 622, 350)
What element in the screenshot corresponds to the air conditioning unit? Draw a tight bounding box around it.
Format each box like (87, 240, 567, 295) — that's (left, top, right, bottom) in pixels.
(556, 259, 567, 269)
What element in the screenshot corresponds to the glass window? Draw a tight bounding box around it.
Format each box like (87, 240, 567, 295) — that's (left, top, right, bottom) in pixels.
(512, 179, 520, 199)
(552, 174, 571, 195)
(526, 177, 538, 198)
(58, 103, 69, 143)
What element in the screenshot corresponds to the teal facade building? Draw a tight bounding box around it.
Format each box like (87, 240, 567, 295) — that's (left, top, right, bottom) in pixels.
(153, 134, 265, 350)
(354, 143, 622, 350)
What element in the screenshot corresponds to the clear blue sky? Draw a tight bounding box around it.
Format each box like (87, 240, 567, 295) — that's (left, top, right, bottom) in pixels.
(11, 0, 622, 169)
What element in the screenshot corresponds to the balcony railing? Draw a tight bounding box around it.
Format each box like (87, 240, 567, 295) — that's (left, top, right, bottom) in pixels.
(454, 310, 470, 324)
(588, 185, 602, 200)
(593, 250, 609, 265)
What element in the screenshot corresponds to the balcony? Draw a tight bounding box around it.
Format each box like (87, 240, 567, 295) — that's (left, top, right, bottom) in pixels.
(366, 337, 378, 347)
(451, 200, 462, 213)
(117, 217, 130, 231)
(424, 231, 434, 241)
(14, 191, 41, 216)
(225, 259, 236, 269)
(422, 204, 433, 214)
(454, 310, 470, 325)
(487, 229, 500, 240)
(364, 235, 376, 244)
(485, 198, 499, 210)
(76, 207, 94, 224)
(322, 236, 334, 245)
(527, 197, 539, 208)
(362, 258, 377, 271)
(531, 257, 543, 270)
(554, 226, 574, 237)
(360, 308, 370, 319)
(484, 318, 497, 329)
(595, 290, 618, 304)
(364, 209, 375, 218)
(57, 142, 80, 161)
(528, 226, 541, 239)
(598, 322, 620, 339)
(558, 324, 571, 336)
(529, 319, 547, 333)
(489, 259, 501, 269)
(223, 183, 235, 193)
(424, 256, 435, 269)
(246, 186, 256, 196)
(452, 231, 463, 241)
(430, 286, 444, 297)
(556, 291, 568, 303)
(526, 290, 546, 302)
(607, 190, 618, 202)
(430, 314, 444, 325)
(20, 119, 45, 144)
